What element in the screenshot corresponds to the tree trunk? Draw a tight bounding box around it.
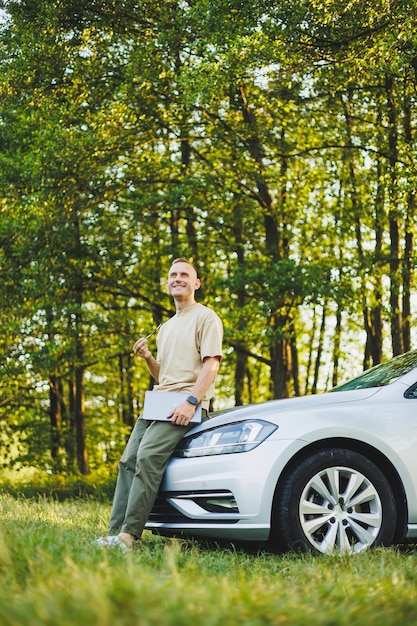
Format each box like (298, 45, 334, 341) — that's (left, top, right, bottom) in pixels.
(73, 301, 88, 475)
(269, 314, 291, 398)
(118, 352, 135, 427)
(74, 352, 88, 475)
(385, 74, 404, 356)
(46, 309, 65, 469)
(342, 94, 383, 367)
(71, 210, 89, 475)
(368, 125, 385, 366)
(290, 324, 300, 397)
(332, 307, 342, 388)
(402, 83, 414, 353)
(231, 195, 249, 406)
(237, 81, 292, 398)
(311, 302, 327, 395)
(48, 373, 64, 469)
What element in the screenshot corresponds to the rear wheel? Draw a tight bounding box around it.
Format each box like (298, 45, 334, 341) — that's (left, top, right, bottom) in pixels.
(272, 448, 397, 554)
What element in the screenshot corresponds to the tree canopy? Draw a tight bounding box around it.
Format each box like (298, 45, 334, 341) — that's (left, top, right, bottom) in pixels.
(0, 0, 416, 474)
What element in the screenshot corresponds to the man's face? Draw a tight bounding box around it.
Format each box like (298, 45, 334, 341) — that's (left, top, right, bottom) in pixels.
(167, 262, 201, 300)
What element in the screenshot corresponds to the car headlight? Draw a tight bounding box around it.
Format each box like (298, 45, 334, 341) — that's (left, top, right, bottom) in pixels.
(173, 420, 278, 458)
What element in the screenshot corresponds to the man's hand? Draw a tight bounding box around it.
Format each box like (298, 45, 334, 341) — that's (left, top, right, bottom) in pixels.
(168, 401, 196, 426)
(133, 337, 152, 360)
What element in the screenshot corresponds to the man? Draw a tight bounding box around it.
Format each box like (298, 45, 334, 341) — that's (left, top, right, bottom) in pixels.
(95, 258, 223, 550)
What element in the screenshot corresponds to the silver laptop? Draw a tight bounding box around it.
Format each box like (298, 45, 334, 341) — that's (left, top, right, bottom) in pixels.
(142, 391, 202, 423)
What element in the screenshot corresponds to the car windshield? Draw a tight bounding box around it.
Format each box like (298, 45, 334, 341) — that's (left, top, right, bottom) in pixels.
(332, 349, 417, 391)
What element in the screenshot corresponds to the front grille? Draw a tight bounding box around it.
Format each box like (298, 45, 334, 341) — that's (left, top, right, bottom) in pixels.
(148, 490, 239, 525)
(148, 495, 188, 523)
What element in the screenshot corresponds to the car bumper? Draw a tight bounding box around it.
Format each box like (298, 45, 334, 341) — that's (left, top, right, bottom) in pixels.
(145, 438, 302, 541)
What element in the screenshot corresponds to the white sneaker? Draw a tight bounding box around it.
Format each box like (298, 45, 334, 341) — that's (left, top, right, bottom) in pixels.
(93, 535, 132, 552)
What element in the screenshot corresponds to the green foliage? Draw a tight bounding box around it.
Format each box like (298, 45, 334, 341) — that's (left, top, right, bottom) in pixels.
(0, 0, 416, 471)
(0, 468, 115, 500)
(1, 495, 417, 625)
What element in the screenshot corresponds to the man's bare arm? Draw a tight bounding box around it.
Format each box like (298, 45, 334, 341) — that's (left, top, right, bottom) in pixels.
(169, 356, 221, 426)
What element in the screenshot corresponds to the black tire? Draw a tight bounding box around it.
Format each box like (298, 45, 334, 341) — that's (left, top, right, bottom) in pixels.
(272, 448, 397, 554)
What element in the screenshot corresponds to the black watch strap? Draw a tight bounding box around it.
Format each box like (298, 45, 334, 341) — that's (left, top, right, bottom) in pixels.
(186, 395, 199, 406)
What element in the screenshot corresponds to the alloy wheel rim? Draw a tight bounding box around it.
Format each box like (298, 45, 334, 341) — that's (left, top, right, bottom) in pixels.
(298, 465, 383, 554)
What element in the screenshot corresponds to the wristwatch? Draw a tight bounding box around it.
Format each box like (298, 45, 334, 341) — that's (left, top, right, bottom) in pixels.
(186, 395, 199, 406)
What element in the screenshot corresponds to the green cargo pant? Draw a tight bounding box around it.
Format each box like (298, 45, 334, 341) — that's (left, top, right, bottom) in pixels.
(108, 415, 202, 538)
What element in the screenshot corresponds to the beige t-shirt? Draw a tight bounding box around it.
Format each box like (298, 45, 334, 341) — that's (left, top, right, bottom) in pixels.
(153, 303, 223, 409)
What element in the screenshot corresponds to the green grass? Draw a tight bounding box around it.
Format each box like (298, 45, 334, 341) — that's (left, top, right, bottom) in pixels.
(1, 493, 417, 626)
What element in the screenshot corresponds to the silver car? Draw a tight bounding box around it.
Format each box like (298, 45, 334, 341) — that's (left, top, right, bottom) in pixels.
(146, 349, 417, 554)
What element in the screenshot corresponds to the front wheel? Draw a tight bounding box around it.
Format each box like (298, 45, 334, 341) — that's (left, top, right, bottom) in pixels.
(272, 448, 397, 554)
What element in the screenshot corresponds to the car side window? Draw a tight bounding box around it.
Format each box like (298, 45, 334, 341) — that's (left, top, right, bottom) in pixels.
(404, 383, 417, 399)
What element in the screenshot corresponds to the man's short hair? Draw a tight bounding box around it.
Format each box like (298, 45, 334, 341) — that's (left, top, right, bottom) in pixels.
(171, 258, 199, 277)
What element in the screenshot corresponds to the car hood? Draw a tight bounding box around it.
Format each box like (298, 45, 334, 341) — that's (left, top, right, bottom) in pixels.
(196, 387, 382, 432)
